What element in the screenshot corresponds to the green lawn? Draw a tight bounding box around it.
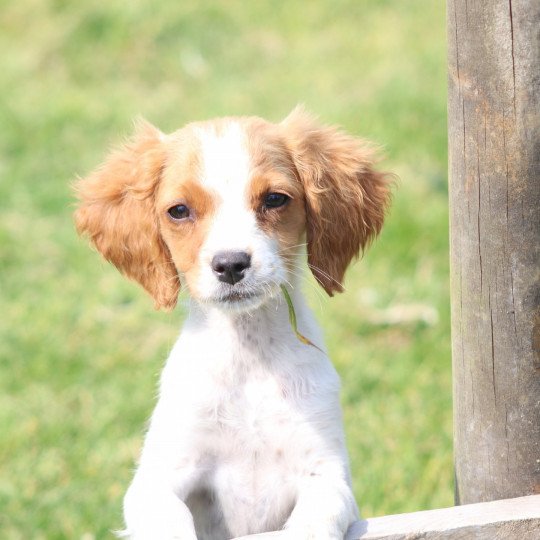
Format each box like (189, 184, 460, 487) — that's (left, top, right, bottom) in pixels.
(0, 1, 451, 538)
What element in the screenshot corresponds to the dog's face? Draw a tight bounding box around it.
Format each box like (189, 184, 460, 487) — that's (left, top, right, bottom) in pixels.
(75, 108, 390, 311)
(155, 119, 306, 312)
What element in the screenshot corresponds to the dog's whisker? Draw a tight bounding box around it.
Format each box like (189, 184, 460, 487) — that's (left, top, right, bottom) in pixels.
(306, 262, 346, 290)
(285, 268, 327, 308)
(278, 242, 308, 253)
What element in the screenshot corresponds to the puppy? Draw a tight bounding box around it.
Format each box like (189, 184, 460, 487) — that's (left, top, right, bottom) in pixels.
(75, 108, 391, 540)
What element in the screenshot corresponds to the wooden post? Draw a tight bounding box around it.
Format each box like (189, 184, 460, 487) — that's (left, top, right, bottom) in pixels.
(447, 0, 540, 504)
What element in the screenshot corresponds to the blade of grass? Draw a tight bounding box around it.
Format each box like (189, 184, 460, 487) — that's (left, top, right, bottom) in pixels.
(280, 284, 323, 352)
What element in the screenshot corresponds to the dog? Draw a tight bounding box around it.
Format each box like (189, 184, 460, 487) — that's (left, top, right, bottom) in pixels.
(74, 107, 391, 540)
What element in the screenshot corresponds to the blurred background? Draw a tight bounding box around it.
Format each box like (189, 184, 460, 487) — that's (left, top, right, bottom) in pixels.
(0, 0, 450, 538)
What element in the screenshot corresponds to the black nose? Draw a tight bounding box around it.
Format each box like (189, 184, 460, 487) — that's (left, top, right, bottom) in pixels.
(211, 251, 251, 285)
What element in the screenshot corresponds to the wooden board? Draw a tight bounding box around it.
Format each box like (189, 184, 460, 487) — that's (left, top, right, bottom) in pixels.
(346, 494, 540, 539)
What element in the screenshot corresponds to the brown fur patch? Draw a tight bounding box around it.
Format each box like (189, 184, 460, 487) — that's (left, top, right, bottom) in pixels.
(74, 120, 180, 310)
(245, 121, 306, 267)
(156, 127, 218, 298)
(158, 177, 216, 299)
(281, 107, 392, 295)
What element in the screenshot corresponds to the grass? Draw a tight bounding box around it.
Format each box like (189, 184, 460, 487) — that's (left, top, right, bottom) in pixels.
(0, 0, 450, 538)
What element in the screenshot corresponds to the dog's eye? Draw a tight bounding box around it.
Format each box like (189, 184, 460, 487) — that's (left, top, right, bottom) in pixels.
(263, 193, 290, 209)
(167, 204, 190, 221)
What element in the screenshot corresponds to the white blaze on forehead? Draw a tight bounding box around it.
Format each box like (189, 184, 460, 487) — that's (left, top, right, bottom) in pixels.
(195, 121, 260, 255)
(196, 121, 252, 198)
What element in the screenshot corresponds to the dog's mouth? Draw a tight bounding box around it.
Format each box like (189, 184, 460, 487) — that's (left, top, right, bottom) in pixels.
(209, 282, 277, 311)
(219, 289, 259, 303)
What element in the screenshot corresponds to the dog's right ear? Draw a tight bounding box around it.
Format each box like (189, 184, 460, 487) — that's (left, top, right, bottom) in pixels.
(74, 120, 180, 310)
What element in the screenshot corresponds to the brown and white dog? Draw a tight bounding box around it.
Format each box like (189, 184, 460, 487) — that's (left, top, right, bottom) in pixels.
(75, 108, 390, 540)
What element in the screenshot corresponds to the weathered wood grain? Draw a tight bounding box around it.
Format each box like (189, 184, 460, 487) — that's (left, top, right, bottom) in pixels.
(447, 0, 540, 503)
(346, 494, 540, 539)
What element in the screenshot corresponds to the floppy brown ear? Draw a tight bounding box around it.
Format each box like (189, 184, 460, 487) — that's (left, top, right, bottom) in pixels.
(74, 120, 180, 310)
(282, 107, 392, 295)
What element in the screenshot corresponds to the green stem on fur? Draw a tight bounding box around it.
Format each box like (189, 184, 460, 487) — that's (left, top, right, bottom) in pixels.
(280, 284, 323, 352)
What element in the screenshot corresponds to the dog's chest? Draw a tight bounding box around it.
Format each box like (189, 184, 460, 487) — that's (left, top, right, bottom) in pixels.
(208, 374, 300, 524)
(156, 307, 341, 537)
(177, 313, 315, 430)
(176, 338, 315, 536)
(164, 310, 332, 462)
(200, 350, 310, 462)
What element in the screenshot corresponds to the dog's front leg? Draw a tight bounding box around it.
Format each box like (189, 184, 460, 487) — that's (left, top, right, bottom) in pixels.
(284, 466, 358, 540)
(232, 464, 358, 540)
(123, 469, 199, 540)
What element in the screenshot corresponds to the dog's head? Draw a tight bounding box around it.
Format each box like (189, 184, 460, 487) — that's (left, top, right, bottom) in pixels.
(74, 108, 391, 312)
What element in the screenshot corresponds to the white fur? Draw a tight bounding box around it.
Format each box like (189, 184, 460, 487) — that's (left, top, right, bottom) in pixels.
(122, 122, 359, 540)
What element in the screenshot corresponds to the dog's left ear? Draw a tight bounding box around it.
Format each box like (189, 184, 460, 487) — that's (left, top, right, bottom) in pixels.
(74, 120, 180, 310)
(282, 107, 392, 295)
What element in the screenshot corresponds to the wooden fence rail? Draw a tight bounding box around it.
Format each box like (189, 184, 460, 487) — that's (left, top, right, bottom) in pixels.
(346, 494, 540, 539)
